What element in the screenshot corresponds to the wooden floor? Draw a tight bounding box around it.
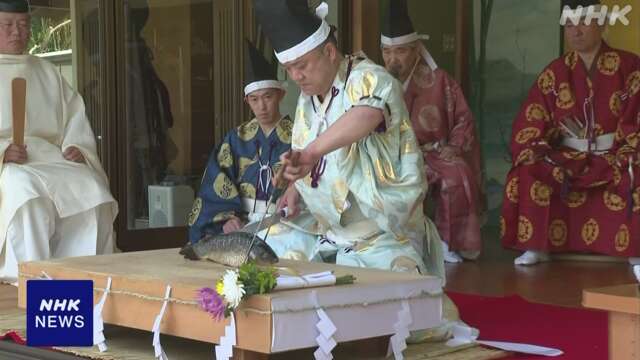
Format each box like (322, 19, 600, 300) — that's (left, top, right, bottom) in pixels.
(445, 259, 637, 308)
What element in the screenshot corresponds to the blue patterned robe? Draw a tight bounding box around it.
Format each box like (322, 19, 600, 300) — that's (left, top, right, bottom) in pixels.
(187, 116, 293, 243)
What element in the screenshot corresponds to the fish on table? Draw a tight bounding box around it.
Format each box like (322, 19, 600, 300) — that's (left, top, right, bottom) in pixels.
(180, 231, 279, 267)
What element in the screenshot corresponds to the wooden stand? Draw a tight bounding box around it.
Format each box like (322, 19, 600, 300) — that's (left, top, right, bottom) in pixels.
(583, 284, 640, 360)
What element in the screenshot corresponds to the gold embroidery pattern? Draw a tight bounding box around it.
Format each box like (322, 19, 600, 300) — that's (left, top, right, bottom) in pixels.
(565, 51, 578, 70)
(403, 139, 418, 155)
(562, 151, 587, 161)
(615, 126, 625, 142)
(187, 197, 203, 226)
(626, 71, 640, 96)
(530, 181, 552, 207)
(347, 71, 378, 105)
(400, 118, 413, 133)
(526, 103, 550, 122)
(500, 216, 506, 239)
(276, 117, 293, 144)
(581, 218, 600, 245)
(604, 191, 626, 211)
(213, 173, 238, 199)
(615, 224, 630, 252)
(506, 176, 520, 203)
(515, 127, 542, 144)
(217, 143, 233, 168)
(518, 216, 534, 243)
(239, 183, 256, 199)
(597, 52, 620, 76)
(238, 157, 256, 179)
(610, 91, 623, 117)
(549, 219, 568, 247)
(626, 133, 640, 148)
(238, 119, 259, 141)
(293, 128, 309, 148)
(633, 188, 640, 212)
(556, 82, 575, 109)
(552, 167, 565, 183)
(613, 166, 622, 186)
(564, 191, 587, 208)
(603, 153, 616, 166)
(516, 149, 536, 166)
(332, 179, 349, 214)
(374, 158, 397, 184)
(538, 69, 556, 95)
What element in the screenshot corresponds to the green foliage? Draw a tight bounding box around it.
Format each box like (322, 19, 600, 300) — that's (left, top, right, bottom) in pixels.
(335, 274, 356, 286)
(238, 262, 277, 296)
(28, 16, 72, 54)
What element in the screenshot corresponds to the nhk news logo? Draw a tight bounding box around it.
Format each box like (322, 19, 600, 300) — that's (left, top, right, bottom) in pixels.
(26, 280, 93, 347)
(560, 5, 633, 26)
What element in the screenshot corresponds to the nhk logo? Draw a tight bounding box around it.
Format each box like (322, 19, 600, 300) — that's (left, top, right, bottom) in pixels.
(560, 5, 633, 26)
(27, 280, 93, 347)
(35, 298, 85, 329)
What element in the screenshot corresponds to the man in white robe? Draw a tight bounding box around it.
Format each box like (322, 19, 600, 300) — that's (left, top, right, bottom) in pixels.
(0, 0, 117, 284)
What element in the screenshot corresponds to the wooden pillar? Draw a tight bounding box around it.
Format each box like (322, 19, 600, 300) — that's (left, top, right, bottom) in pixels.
(351, 0, 380, 63)
(455, 0, 470, 95)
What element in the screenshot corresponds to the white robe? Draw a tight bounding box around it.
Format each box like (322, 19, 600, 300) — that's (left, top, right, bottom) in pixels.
(0, 54, 118, 282)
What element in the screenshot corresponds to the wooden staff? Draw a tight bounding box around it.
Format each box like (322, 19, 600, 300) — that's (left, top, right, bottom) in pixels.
(12, 78, 26, 146)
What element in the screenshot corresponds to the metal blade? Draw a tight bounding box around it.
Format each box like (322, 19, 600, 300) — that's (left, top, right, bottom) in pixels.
(238, 211, 283, 234)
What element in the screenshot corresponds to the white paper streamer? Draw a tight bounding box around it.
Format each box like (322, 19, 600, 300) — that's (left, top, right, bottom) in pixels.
(310, 290, 337, 360)
(633, 265, 640, 283)
(93, 277, 112, 352)
(215, 313, 237, 360)
(387, 300, 412, 360)
(446, 322, 563, 357)
(152, 285, 171, 360)
(477, 341, 563, 357)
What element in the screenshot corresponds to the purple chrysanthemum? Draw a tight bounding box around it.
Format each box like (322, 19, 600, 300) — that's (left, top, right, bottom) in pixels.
(197, 287, 226, 321)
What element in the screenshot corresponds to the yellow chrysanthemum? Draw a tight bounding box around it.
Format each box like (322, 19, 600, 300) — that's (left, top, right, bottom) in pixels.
(216, 280, 224, 295)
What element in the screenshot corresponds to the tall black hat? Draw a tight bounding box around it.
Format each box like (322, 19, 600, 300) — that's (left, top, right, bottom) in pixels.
(380, 0, 419, 45)
(253, 0, 331, 64)
(0, 0, 30, 13)
(244, 39, 282, 95)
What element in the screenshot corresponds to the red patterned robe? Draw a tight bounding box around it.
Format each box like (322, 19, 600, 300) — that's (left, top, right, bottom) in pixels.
(501, 42, 640, 257)
(405, 63, 484, 252)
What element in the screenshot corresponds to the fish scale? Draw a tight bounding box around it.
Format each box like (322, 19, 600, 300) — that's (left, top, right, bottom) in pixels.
(179, 232, 279, 268)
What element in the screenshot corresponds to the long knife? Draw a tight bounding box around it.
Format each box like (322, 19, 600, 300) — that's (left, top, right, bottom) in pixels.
(12, 78, 26, 146)
(237, 209, 286, 234)
(242, 151, 299, 264)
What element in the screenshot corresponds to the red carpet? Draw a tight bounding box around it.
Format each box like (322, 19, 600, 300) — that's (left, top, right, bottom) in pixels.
(0, 331, 25, 345)
(448, 292, 608, 359)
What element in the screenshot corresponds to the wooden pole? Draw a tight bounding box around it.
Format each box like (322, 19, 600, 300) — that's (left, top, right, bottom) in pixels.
(11, 78, 26, 146)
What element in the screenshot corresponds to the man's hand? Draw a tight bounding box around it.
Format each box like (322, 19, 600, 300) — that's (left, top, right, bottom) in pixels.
(4, 144, 27, 164)
(222, 216, 245, 234)
(63, 146, 85, 163)
(439, 145, 461, 162)
(281, 149, 319, 183)
(277, 185, 301, 218)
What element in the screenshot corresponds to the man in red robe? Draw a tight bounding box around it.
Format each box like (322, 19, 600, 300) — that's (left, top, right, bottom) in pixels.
(381, 0, 484, 263)
(502, 0, 640, 265)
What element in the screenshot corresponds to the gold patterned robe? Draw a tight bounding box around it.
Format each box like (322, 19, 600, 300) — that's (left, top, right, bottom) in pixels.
(291, 55, 444, 278)
(501, 43, 640, 256)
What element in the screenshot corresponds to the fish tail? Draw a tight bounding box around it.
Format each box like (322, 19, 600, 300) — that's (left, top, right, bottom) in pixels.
(180, 243, 199, 260)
